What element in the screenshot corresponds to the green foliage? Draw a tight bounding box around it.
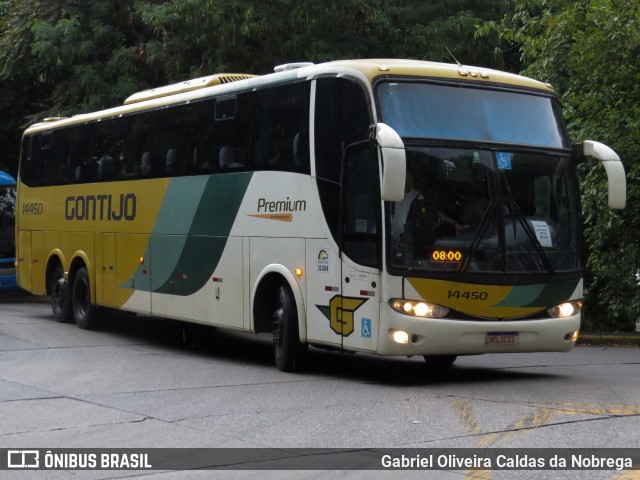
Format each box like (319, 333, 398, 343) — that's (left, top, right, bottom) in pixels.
(25, 1, 152, 114)
(0, 0, 510, 176)
(133, 0, 508, 77)
(482, 0, 640, 331)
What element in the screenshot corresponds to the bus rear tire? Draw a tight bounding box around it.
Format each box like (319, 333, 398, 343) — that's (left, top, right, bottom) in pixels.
(272, 283, 306, 372)
(50, 264, 72, 323)
(423, 355, 457, 368)
(72, 267, 99, 330)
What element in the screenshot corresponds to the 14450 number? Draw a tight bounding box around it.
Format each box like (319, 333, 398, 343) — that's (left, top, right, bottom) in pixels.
(22, 202, 43, 215)
(447, 290, 488, 301)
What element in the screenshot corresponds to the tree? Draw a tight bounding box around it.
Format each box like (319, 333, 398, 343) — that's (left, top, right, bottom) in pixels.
(480, 0, 640, 331)
(0, 0, 157, 174)
(0, 0, 509, 175)
(135, 0, 511, 78)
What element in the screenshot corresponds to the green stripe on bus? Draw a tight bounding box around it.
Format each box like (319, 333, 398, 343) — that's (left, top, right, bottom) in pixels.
(496, 278, 579, 308)
(126, 173, 252, 295)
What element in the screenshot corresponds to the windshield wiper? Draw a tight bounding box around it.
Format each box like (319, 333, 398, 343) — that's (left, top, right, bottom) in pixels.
(500, 173, 555, 276)
(455, 200, 497, 277)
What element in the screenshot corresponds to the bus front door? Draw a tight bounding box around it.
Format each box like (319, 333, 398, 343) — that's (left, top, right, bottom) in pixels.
(340, 261, 380, 352)
(339, 143, 381, 352)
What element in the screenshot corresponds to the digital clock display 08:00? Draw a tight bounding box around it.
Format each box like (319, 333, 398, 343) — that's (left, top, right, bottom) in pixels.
(431, 249, 463, 262)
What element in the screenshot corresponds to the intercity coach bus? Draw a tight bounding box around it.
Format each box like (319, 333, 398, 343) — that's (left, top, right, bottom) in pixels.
(16, 59, 626, 371)
(0, 170, 17, 290)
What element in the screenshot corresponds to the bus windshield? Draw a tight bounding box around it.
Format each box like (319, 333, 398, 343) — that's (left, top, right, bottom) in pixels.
(379, 82, 580, 278)
(388, 147, 580, 276)
(0, 184, 16, 260)
(378, 81, 570, 149)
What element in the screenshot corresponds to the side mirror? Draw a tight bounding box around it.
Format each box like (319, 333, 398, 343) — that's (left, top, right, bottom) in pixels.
(581, 140, 626, 209)
(376, 123, 406, 201)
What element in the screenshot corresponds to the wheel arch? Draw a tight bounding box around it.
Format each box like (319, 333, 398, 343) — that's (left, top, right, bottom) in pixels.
(45, 250, 65, 296)
(251, 264, 307, 343)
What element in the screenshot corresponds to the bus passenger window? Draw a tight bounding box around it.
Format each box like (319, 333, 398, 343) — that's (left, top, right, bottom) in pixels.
(200, 93, 252, 174)
(251, 82, 310, 173)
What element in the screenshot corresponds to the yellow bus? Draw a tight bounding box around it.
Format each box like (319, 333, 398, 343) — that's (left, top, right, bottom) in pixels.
(16, 59, 626, 371)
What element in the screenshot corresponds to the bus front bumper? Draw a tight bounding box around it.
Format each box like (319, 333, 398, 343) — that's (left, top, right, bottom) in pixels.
(376, 302, 580, 357)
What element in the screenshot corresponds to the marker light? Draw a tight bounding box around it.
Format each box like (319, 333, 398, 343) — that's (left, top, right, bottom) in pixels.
(548, 300, 583, 318)
(294, 268, 303, 277)
(390, 299, 449, 318)
(390, 329, 410, 344)
(139, 257, 145, 263)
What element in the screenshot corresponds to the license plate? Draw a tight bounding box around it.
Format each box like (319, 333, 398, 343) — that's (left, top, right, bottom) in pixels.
(486, 332, 519, 344)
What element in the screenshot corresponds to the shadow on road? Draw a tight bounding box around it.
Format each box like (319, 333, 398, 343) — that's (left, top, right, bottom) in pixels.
(90, 310, 562, 387)
(0, 294, 563, 386)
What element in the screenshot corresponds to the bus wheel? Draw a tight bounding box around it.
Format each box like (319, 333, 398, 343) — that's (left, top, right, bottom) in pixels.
(272, 284, 306, 372)
(71, 267, 99, 330)
(423, 355, 457, 368)
(50, 264, 72, 323)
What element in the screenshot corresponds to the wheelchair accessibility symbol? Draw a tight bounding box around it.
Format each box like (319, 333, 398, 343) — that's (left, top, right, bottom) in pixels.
(496, 152, 512, 170)
(361, 318, 372, 338)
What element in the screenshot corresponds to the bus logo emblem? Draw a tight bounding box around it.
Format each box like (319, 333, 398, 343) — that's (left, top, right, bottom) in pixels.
(316, 295, 368, 337)
(317, 250, 329, 273)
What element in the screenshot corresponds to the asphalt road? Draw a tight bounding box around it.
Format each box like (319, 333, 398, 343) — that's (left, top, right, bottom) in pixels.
(0, 297, 638, 480)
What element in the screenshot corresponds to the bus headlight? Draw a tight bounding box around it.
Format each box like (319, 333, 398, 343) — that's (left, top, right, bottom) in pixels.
(548, 300, 583, 318)
(390, 299, 449, 318)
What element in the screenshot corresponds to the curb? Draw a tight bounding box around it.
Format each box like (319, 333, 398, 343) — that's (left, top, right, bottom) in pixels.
(578, 333, 640, 346)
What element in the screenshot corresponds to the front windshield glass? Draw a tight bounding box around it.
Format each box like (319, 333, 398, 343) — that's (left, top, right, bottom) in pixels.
(0, 185, 16, 259)
(388, 146, 580, 276)
(379, 82, 569, 149)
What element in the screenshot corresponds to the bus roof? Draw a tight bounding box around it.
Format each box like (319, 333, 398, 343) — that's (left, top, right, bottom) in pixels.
(23, 59, 554, 135)
(0, 171, 15, 185)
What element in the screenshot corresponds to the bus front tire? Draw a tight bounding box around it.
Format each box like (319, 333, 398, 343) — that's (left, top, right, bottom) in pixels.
(72, 267, 99, 330)
(272, 284, 306, 372)
(50, 264, 72, 323)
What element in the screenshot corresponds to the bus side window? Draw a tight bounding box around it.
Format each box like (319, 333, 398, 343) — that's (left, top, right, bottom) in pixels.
(251, 82, 310, 173)
(20, 136, 36, 187)
(38, 132, 54, 186)
(200, 93, 252, 174)
(315, 76, 373, 247)
(156, 102, 202, 177)
(122, 111, 157, 179)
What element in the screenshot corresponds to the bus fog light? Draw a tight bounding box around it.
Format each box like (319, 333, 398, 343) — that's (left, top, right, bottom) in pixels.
(548, 300, 582, 318)
(390, 329, 409, 344)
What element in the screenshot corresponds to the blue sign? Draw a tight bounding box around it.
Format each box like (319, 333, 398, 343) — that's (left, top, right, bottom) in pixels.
(496, 152, 512, 170)
(0, 170, 15, 185)
(361, 318, 372, 338)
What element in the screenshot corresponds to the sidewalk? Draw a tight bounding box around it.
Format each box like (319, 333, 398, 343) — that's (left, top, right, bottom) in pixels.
(578, 332, 640, 346)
